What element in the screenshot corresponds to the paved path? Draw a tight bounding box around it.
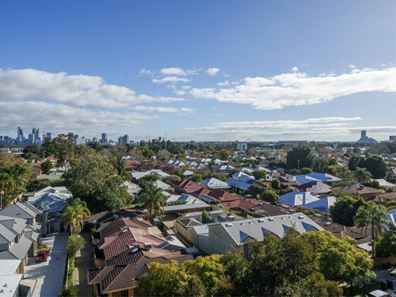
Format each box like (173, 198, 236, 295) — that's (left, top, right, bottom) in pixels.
(24, 233, 68, 297)
(72, 232, 94, 297)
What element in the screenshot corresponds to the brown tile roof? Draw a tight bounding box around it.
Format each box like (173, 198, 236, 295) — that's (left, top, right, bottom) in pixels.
(98, 217, 152, 238)
(89, 250, 192, 295)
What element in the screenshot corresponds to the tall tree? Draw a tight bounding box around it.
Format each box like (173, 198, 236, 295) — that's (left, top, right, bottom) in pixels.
(286, 146, 314, 170)
(142, 184, 165, 219)
(62, 198, 91, 234)
(330, 195, 366, 226)
(354, 167, 372, 184)
(355, 201, 388, 257)
(362, 155, 387, 179)
(66, 152, 131, 211)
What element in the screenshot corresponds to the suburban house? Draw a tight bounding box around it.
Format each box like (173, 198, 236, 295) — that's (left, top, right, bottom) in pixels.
(27, 186, 72, 235)
(201, 177, 231, 190)
(332, 184, 383, 200)
(131, 169, 170, 180)
(296, 181, 332, 196)
(226, 171, 257, 191)
(0, 259, 33, 297)
(0, 215, 40, 272)
(279, 191, 336, 213)
(285, 172, 341, 185)
(175, 212, 323, 255)
(88, 215, 190, 297)
(0, 201, 42, 227)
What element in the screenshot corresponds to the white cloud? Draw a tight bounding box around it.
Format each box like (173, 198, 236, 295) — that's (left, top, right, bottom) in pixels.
(0, 101, 151, 135)
(185, 117, 396, 141)
(139, 68, 154, 76)
(152, 76, 190, 84)
(206, 67, 220, 76)
(189, 66, 396, 110)
(160, 67, 187, 76)
(129, 105, 193, 113)
(0, 68, 183, 108)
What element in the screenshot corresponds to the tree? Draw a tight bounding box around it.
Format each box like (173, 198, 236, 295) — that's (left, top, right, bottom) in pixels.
(0, 161, 32, 207)
(354, 167, 372, 184)
(41, 160, 53, 174)
(41, 135, 75, 171)
(142, 184, 165, 219)
(262, 190, 279, 204)
(253, 170, 266, 180)
(375, 226, 396, 257)
(286, 146, 314, 170)
(66, 234, 85, 258)
(62, 198, 91, 234)
(355, 201, 388, 257)
(330, 195, 366, 226)
(271, 179, 281, 190)
(312, 156, 330, 172)
(348, 155, 364, 171)
(362, 155, 387, 179)
(300, 231, 375, 292)
(135, 255, 230, 297)
(201, 210, 214, 224)
(66, 152, 132, 211)
(301, 167, 312, 174)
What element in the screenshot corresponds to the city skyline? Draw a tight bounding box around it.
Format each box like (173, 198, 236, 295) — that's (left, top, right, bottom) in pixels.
(0, 0, 395, 141)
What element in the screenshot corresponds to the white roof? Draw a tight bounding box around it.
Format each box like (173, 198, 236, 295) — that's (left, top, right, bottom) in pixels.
(154, 180, 171, 191)
(201, 177, 231, 189)
(0, 274, 22, 297)
(0, 260, 21, 276)
(131, 169, 170, 180)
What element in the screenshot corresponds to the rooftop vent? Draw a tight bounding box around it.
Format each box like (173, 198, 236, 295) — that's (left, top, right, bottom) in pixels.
(225, 223, 233, 227)
(268, 217, 274, 221)
(298, 215, 305, 219)
(258, 218, 265, 223)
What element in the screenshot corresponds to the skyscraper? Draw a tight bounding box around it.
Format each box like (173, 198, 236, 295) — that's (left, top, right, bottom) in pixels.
(101, 133, 108, 144)
(17, 126, 24, 143)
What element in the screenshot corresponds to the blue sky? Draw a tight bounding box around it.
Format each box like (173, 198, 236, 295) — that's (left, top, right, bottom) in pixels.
(0, 0, 395, 141)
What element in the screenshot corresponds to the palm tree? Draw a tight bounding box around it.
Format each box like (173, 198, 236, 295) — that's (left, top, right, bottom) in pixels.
(62, 198, 91, 234)
(142, 184, 165, 220)
(355, 201, 388, 257)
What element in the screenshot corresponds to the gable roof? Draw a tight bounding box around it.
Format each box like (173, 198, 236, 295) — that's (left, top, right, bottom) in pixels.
(0, 202, 41, 220)
(201, 178, 231, 190)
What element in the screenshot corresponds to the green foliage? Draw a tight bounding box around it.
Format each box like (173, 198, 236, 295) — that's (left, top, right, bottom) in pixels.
(312, 156, 330, 172)
(66, 151, 132, 211)
(348, 155, 364, 171)
(301, 167, 312, 174)
(262, 190, 279, 203)
(286, 145, 314, 170)
(41, 135, 75, 169)
(253, 170, 266, 180)
(354, 167, 373, 183)
(300, 231, 375, 285)
(330, 195, 366, 226)
(66, 234, 85, 259)
(141, 184, 165, 219)
(271, 179, 281, 190)
(0, 161, 32, 207)
(362, 155, 387, 179)
(135, 255, 230, 297)
(163, 175, 182, 185)
(201, 210, 214, 223)
(62, 198, 90, 234)
(139, 146, 156, 159)
(40, 160, 53, 174)
(355, 201, 388, 256)
(375, 227, 396, 257)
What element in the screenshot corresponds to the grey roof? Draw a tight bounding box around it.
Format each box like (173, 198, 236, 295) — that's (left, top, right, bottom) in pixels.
(0, 235, 33, 260)
(0, 215, 27, 236)
(30, 193, 69, 213)
(210, 212, 323, 246)
(163, 202, 210, 212)
(0, 223, 16, 245)
(0, 202, 40, 220)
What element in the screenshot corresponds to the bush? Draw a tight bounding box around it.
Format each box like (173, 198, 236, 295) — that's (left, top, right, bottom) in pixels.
(271, 179, 281, 190)
(262, 190, 279, 204)
(66, 234, 85, 258)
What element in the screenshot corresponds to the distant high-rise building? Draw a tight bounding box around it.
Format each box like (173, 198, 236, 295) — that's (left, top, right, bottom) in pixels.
(17, 126, 24, 143)
(45, 132, 52, 140)
(356, 130, 378, 145)
(101, 133, 108, 144)
(118, 134, 129, 145)
(390, 136, 396, 142)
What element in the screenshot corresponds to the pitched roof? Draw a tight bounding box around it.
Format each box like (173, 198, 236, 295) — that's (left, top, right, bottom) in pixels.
(201, 178, 231, 190)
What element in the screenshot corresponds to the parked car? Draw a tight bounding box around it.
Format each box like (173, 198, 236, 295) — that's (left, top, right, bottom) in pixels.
(35, 250, 49, 262)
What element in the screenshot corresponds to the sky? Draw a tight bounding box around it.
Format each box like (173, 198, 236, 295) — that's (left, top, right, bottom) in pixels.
(0, 0, 395, 142)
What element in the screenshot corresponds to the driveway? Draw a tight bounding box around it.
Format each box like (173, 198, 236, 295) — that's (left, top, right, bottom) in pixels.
(24, 233, 68, 297)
